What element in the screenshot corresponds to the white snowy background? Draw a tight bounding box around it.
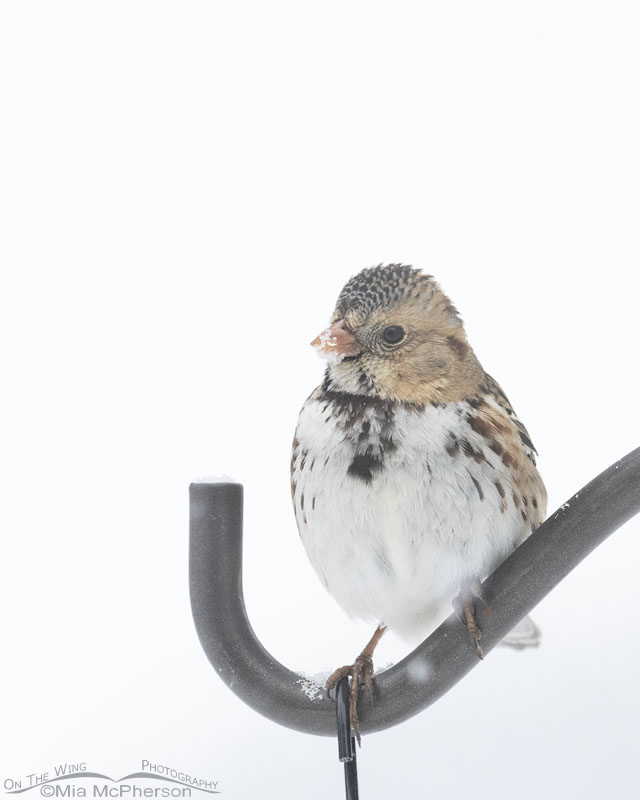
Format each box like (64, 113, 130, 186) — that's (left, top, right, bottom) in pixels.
(2, 2, 639, 798)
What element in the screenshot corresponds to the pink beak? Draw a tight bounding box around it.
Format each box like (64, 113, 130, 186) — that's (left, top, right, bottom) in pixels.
(311, 319, 361, 358)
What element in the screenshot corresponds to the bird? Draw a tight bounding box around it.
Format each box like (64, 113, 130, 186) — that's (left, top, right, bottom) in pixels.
(290, 264, 547, 740)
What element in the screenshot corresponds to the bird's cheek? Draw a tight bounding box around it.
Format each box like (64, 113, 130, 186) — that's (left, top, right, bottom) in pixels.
(408, 350, 447, 382)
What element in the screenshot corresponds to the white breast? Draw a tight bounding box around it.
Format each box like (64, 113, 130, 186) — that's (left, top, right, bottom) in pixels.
(292, 395, 529, 643)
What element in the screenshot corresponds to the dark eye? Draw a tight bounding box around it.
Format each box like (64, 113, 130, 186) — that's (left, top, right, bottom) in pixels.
(382, 325, 405, 345)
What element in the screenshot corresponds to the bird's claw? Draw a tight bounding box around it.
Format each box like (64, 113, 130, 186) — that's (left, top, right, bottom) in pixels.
(325, 653, 375, 745)
(453, 580, 488, 660)
(325, 665, 353, 700)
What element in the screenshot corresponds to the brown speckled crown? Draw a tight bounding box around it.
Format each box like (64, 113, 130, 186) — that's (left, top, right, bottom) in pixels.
(332, 264, 433, 321)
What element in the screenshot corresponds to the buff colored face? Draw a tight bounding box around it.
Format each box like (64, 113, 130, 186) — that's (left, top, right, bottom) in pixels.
(313, 290, 482, 406)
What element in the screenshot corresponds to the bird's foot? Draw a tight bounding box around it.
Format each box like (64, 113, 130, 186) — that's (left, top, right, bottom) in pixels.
(326, 653, 374, 745)
(453, 579, 488, 660)
(325, 624, 386, 746)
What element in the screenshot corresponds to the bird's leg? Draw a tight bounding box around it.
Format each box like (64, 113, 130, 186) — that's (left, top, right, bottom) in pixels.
(453, 578, 487, 660)
(325, 624, 386, 745)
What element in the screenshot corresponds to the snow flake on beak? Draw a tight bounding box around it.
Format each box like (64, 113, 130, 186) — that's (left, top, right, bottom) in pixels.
(311, 319, 361, 363)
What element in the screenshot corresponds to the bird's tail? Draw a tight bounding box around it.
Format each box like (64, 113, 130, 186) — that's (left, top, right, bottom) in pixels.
(500, 615, 541, 649)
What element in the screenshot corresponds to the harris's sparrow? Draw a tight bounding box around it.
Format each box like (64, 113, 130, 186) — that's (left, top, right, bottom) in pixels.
(291, 264, 547, 738)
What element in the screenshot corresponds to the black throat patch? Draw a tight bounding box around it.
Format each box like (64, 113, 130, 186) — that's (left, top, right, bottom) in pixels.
(347, 449, 386, 483)
(319, 381, 418, 484)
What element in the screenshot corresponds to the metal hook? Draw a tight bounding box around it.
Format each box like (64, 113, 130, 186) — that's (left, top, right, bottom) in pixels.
(189, 447, 640, 738)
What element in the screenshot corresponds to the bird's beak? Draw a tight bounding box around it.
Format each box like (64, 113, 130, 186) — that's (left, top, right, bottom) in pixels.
(311, 319, 361, 358)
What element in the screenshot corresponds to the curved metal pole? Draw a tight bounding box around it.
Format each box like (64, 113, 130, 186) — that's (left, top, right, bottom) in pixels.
(189, 447, 640, 737)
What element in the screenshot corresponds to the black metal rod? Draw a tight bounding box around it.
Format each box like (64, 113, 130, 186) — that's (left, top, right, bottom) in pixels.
(343, 747, 358, 800)
(189, 447, 640, 737)
(336, 677, 355, 763)
(335, 677, 359, 800)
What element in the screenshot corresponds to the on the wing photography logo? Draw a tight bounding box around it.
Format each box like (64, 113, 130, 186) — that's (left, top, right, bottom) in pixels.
(3, 762, 220, 798)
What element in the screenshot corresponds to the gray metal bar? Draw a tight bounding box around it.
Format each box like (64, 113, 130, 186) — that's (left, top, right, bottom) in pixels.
(189, 447, 640, 737)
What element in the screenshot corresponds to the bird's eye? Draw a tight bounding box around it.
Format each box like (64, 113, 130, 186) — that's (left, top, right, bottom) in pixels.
(382, 325, 405, 345)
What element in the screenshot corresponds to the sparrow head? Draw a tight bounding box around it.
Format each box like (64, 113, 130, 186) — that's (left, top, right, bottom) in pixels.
(312, 264, 484, 405)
